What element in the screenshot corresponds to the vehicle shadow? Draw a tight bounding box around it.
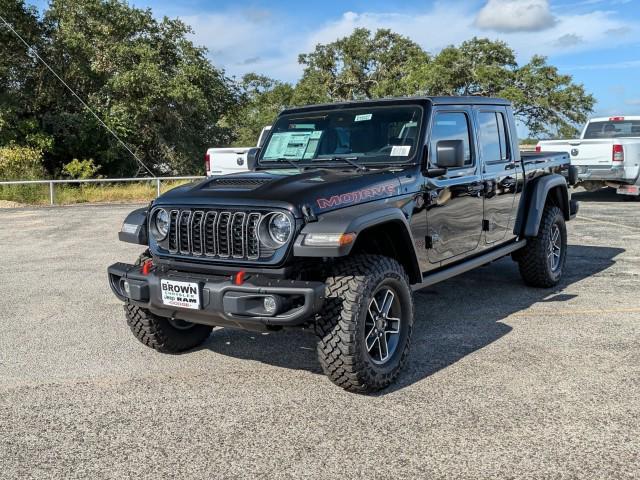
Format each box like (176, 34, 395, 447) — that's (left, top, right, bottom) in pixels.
(202, 244, 623, 394)
(571, 187, 626, 203)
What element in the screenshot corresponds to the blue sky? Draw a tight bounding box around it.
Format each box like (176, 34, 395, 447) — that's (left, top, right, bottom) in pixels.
(32, 0, 640, 117)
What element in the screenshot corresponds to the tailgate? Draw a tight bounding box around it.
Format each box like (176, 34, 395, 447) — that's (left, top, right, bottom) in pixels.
(538, 139, 613, 166)
(207, 148, 249, 174)
(564, 139, 614, 166)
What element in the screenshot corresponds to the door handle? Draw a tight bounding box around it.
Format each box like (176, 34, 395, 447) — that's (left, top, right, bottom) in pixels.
(505, 162, 517, 170)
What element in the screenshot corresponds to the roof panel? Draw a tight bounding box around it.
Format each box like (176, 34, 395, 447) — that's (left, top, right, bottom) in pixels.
(281, 96, 511, 115)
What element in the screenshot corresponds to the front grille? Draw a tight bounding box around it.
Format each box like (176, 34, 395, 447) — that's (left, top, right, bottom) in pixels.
(162, 208, 274, 261)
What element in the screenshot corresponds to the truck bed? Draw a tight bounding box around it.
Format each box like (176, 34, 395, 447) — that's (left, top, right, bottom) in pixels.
(520, 151, 570, 170)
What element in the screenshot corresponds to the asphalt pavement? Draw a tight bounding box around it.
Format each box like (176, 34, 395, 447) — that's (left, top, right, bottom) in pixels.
(0, 188, 638, 479)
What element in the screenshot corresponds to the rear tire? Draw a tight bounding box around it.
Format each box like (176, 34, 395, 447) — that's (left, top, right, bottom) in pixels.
(125, 304, 213, 353)
(315, 255, 414, 393)
(517, 205, 567, 288)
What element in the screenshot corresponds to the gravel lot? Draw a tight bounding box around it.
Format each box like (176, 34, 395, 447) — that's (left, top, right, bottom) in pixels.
(1, 189, 639, 479)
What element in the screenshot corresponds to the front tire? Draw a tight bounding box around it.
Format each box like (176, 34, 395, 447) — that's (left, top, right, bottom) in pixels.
(125, 304, 213, 353)
(315, 255, 414, 393)
(517, 204, 567, 288)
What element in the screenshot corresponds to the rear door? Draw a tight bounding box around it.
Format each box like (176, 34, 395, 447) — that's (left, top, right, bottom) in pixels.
(476, 108, 518, 244)
(426, 108, 484, 265)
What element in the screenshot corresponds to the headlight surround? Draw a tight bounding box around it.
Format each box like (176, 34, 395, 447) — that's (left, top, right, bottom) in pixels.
(258, 212, 293, 248)
(152, 208, 170, 241)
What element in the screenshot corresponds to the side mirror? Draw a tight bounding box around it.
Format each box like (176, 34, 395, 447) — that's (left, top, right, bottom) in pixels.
(247, 147, 260, 171)
(435, 140, 465, 169)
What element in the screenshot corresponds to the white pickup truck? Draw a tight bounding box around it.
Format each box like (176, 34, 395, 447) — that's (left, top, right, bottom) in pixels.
(205, 126, 271, 176)
(537, 116, 640, 197)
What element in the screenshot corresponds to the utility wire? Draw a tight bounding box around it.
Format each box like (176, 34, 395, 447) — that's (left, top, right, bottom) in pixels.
(0, 13, 156, 177)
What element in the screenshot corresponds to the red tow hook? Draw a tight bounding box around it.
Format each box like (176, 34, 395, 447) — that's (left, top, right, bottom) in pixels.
(234, 270, 246, 285)
(141, 259, 153, 275)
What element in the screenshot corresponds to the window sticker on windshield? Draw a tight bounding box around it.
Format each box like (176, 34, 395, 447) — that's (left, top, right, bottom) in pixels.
(355, 113, 372, 122)
(390, 145, 411, 156)
(263, 132, 313, 160)
(303, 131, 323, 159)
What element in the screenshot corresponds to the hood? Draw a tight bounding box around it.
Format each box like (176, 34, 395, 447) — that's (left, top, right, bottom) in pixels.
(155, 167, 415, 216)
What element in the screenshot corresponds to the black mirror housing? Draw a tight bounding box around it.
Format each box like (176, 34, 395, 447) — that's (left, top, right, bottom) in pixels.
(426, 167, 447, 178)
(435, 140, 465, 169)
(247, 147, 260, 171)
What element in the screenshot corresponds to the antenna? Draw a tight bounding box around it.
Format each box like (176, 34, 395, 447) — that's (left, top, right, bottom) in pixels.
(0, 13, 156, 177)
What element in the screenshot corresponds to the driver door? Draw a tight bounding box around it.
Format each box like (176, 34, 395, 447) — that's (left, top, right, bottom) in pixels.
(426, 108, 484, 266)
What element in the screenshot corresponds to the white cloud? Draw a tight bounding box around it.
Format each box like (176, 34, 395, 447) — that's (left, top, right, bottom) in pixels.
(180, 10, 305, 81)
(179, 2, 638, 82)
(474, 0, 556, 32)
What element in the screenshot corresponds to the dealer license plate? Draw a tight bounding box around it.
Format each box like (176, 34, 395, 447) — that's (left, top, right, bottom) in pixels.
(160, 279, 201, 310)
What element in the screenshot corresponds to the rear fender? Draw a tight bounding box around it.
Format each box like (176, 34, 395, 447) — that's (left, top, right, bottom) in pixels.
(514, 174, 570, 238)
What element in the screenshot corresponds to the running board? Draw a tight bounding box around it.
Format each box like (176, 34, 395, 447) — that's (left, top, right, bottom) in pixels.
(413, 240, 526, 291)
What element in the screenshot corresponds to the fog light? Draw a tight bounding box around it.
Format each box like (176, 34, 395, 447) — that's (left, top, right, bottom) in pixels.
(263, 295, 277, 314)
(123, 280, 131, 297)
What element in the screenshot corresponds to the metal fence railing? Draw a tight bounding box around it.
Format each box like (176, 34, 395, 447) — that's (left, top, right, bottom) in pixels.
(0, 176, 205, 205)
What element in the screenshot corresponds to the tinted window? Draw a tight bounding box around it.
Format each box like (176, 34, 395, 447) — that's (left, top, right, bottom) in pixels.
(430, 112, 472, 166)
(260, 105, 423, 166)
(584, 120, 640, 139)
(478, 112, 501, 161)
(496, 113, 509, 161)
(478, 112, 509, 162)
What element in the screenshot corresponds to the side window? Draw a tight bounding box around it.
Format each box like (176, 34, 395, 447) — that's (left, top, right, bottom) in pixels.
(479, 111, 510, 162)
(430, 112, 472, 166)
(496, 113, 509, 161)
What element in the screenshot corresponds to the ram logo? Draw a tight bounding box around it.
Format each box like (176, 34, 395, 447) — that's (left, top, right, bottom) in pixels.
(571, 148, 579, 157)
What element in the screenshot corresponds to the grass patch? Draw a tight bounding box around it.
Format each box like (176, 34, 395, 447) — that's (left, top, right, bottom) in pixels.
(0, 180, 194, 205)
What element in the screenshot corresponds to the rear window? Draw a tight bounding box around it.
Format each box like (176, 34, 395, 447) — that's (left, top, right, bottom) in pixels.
(584, 120, 640, 139)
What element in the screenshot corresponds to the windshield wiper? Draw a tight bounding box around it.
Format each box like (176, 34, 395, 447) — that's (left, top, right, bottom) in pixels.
(268, 158, 304, 172)
(314, 156, 367, 172)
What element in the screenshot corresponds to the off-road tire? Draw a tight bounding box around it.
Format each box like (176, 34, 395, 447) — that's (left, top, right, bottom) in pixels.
(124, 304, 213, 353)
(517, 204, 567, 288)
(315, 255, 414, 393)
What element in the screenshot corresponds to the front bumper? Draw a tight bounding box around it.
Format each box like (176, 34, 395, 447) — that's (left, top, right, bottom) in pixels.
(107, 263, 325, 331)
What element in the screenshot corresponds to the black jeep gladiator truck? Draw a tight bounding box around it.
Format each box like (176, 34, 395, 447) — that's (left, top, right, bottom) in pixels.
(108, 96, 578, 393)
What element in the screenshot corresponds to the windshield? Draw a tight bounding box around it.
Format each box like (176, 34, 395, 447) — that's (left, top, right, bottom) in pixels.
(259, 105, 423, 167)
(584, 120, 640, 139)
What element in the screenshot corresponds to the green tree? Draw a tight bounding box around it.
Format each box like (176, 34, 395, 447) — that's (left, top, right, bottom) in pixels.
(3, 0, 240, 176)
(293, 33, 593, 137)
(293, 28, 430, 104)
(423, 38, 517, 96)
(230, 74, 294, 147)
(425, 38, 594, 136)
(0, 0, 50, 151)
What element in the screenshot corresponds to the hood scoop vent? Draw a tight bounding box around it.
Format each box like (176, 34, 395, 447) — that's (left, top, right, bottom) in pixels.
(204, 177, 272, 190)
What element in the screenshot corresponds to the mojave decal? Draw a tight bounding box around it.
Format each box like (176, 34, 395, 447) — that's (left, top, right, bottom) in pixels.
(316, 181, 398, 210)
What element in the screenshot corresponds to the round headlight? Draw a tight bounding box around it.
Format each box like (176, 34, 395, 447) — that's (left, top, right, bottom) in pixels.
(268, 213, 292, 245)
(154, 209, 170, 240)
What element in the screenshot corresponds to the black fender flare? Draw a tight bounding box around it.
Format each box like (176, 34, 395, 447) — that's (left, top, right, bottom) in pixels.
(514, 174, 569, 238)
(293, 203, 421, 282)
(118, 207, 148, 245)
